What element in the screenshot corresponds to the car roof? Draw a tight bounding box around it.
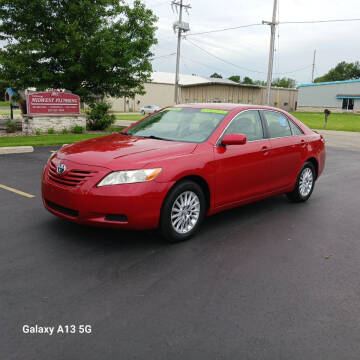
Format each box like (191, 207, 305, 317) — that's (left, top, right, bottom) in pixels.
(172, 103, 284, 112)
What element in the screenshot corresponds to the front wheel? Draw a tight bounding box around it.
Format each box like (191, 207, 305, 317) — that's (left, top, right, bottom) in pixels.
(160, 181, 206, 242)
(286, 162, 315, 202)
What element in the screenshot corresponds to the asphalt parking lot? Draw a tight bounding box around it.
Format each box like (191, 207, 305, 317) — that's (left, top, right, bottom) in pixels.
(1, 144, 360, 359)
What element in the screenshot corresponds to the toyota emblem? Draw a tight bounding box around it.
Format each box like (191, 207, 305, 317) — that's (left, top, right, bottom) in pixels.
(56, 163, 66, 175)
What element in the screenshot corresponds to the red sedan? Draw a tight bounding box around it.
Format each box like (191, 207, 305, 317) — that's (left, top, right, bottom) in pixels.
(42, 104, 326, 242)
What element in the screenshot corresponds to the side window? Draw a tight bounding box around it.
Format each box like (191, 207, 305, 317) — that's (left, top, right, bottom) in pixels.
(288, 120, 303, 135)
(263, 111, 292, 138)
(224, 111, 264, 141)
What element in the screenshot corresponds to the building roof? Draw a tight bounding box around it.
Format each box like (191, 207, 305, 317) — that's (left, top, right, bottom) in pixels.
(181, 80, 261, 88)
(298, 79, 360, 88)
(150, 72, 210, 86)
(151, 72, 297, 90)
(150, 72, 260, 87)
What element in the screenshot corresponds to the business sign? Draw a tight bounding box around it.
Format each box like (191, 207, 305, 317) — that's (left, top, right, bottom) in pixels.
(27, 91, 80, 115)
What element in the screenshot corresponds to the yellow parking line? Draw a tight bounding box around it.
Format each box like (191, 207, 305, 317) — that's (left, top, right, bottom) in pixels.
(0, 184, 35, 198)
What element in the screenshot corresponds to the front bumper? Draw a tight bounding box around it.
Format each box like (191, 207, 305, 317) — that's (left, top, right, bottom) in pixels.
(42, 159, 171, 230)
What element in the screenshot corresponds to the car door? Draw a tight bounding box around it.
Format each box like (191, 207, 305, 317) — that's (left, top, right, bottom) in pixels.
(214, 110, 272, 207)
(261, 110, 306, 190)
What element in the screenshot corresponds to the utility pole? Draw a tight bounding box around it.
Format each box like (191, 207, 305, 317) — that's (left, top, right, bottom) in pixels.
(172, 1, 191, 104)
(263, 0, 278, 106)
(311, 49, 316, 82)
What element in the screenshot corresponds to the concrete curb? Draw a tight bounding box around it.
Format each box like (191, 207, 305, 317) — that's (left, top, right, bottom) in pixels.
(0, 146, 34, 155)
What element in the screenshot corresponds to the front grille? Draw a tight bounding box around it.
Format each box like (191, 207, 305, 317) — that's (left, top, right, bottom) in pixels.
(48, 160, 96, 187)
(46, 200, 79, 217)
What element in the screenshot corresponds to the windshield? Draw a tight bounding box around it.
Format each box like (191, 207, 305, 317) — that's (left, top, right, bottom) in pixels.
(126, 107, 228, 143)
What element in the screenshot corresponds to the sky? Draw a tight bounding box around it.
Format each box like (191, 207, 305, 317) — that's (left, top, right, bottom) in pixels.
(144, 0, 360, 85)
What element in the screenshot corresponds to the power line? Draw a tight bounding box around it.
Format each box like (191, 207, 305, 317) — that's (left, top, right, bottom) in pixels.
(151, 52, 176, 60)
(280, 18, 360, 25)
(185, 38, 312, 75)
(185, 18, 360, 37)
(186, 23, 263, 37)
(180, 55, 232, 76)
(185, 38, 265, 74)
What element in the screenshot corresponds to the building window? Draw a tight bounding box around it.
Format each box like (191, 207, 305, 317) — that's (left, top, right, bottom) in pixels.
(284, 102, 288, 106)
(342, 98, 354, 110)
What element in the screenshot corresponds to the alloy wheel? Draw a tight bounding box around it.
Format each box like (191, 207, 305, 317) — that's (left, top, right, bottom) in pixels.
(299, 167, 313, 197)
(171, 191, 200, 234)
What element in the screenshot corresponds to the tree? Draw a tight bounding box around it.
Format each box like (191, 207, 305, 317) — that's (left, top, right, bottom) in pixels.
(314, 61, 360, 83)
(0, 0, 157, 103)
(253, 80, 267, 86)
(271, 77, 296, 88)
(228, 75, 241, 83)
(242, 76, 254, 84)
(210, 72, 223, 78)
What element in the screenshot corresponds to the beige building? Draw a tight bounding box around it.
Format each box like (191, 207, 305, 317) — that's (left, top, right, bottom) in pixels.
(181, 80, 298, 112)
(109, 72, 298, 112)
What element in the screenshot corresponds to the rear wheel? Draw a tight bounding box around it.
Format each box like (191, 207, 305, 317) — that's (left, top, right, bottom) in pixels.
(286, 162, 315, 202)
(160, 180, 205, 242)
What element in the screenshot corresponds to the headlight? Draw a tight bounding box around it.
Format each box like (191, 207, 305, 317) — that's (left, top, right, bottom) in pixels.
(97, 168, 162, 187)
(47, 151, 57, 163)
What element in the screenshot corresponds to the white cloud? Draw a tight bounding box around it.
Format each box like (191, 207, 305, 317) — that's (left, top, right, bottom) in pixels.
(146, 0, 360, 84)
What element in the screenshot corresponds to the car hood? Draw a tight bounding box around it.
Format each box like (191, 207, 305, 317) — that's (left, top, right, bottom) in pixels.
(57, 134, 197, 169)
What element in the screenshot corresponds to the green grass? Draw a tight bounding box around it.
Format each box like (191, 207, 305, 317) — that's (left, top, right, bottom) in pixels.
(290, 112, 360, 132)
(115, 114, 144, 121)
(0, 133, 110, 147)
(0, 109, 20, 115)
(106, 125, 127, 132)
(0, 101, 10, 107)
(0, 125, 125, 147)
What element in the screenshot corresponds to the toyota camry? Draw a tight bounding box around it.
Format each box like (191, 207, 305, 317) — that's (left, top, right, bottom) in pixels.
(42, 104, 326, 242)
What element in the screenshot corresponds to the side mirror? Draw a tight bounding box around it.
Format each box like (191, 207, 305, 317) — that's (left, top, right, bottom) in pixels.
(221, 133, 247, 146)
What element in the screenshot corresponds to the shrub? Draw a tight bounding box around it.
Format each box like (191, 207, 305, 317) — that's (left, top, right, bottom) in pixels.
(62, 128, 68, 134)
(47, 128, 55, 134)
(5, 119, 17, 133)
(72, 125, 84, 134)
(86, 101, 115, 130)
(35, 129, 41, 136)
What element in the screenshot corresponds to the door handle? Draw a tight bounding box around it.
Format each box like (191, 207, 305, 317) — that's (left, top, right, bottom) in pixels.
(301, 139, 306, 147)
(262, 145, 269, 154)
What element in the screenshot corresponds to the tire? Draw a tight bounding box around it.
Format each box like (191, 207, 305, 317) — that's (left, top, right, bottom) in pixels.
(160, 180, 206, 242)
(141, 110, 145, 115)
(286, 162, 316, 202)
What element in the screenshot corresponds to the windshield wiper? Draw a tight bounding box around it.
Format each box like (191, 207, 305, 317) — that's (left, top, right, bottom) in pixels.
(120, 131, 128, 135)
(142, 135, 172, 141)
